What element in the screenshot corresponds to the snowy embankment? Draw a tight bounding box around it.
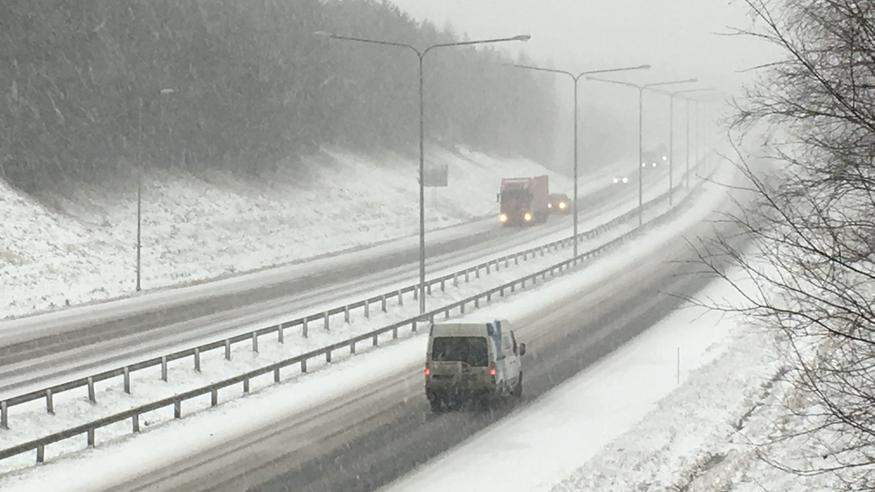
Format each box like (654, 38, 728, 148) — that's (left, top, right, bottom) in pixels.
(0, 147, 581, 319)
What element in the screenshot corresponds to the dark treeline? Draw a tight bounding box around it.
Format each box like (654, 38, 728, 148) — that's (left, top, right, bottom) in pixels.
(0, 0, 558, 191)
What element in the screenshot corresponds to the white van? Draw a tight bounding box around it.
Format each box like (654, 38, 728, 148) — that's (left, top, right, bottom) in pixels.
(424, 319, 526, 412)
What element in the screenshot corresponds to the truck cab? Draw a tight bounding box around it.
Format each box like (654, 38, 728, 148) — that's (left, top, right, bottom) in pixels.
(425, 320, 526, 412)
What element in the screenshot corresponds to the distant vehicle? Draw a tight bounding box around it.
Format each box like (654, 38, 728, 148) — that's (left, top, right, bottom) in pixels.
(547, 193, 571, 214)
(642, 145, 669, 169)
(612, 176, 629, 184)
(498, 175, 549, 226)
(425, 320, 526, 412)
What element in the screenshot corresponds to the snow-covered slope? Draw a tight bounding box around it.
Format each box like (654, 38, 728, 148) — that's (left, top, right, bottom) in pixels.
(0, 147, 575, 319)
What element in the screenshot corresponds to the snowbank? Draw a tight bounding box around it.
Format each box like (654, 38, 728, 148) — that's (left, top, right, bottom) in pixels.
(0, 147, 577, 319)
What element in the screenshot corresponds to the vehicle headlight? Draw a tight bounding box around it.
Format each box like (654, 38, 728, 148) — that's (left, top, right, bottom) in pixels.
(652, 162, 657, 167)
(499, 213, 508, 223)
(548, 203, 552, 208)
(642, 162, 647, 168)
(558, 202, 567, 209)
(662, 155, 668, 161)
(622, 177, 629, 183)
(613, 177, 619, 184)
(523, 212, 533, 222)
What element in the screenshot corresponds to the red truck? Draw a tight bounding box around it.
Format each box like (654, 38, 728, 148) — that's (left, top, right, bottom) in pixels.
(498, 175, 549, 226)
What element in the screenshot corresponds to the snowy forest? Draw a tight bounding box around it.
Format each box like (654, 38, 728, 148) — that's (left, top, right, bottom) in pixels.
(0, 0, 559, 191)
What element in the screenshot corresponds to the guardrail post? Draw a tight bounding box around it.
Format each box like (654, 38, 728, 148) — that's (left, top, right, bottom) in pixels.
(397, 290, 403, 306)
(392, 326, 398, 339)
(324, 312, 330, 331)
(444, 308, 450, 320)
(521, 278, 526, 288)
(211, 388, 218, 407)
(487, 292, 492, 302)
(429, 314, 435, 324)
(486, 262, 491, 274)
(350, 341, 357, 354)
(301, 359, 308, 373)
(174, 401, 182, 419)
(427, 283, 432, 295)
(344, 305, 350, 324)
(441, 279, 445, 292)
(460, 302, 465, 314)
(123, 367, 131, 394)
(465, 270, 470, 282)
(364, 301, 370, 319)
(87, 377, 96, 404)
(476, 266, 481, 278)
(278, 325, 284, 344)
(1, 401, 7, 429)
(87, 428, 94, 447)
(36, 445, 44, 464)
(381, 295, 387, 312)
(224, 340, 231, 361)
(252, 332, 259, 353)
(515, 255, 519, 265)
(540, 247, 544, 257)
(243, 378, 250, 394)
(505, 258, 510, 268)
(475, 297, 480, 308)
(511, 282, 516, 293)
(495, 260, 500, 272)
(413, 288, 418, 300)
(194, 348, 201, 373)
(372, 334, 378, 347)
(303, 319, 309, 338)
(411, 320, 417, 333)
(161, 356, 168, 381)
(45, 389, 54, 414)
(274, 367, 281, 383)
(326, 350, 332, 363)
(133, 414, 140, 433)
(500, 287, 504, 297)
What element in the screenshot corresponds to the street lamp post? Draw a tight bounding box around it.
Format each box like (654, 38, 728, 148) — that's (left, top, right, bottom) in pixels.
(511, 63, 650, 258)
(659, 87, 715, 205)
(136, 87, 176, 292)
(316, 31, 530, 316)
(586, 77, 697, 225)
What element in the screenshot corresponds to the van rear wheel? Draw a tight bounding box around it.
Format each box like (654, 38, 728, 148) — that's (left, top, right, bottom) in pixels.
(429, 397, 444, 413)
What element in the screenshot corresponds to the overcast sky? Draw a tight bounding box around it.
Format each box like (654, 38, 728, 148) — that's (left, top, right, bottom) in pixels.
(384, 1, 778, 172)
(387, 0, 772, 95)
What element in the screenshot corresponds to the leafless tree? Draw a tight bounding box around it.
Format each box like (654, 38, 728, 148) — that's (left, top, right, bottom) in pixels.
(696, 0, 875, 488)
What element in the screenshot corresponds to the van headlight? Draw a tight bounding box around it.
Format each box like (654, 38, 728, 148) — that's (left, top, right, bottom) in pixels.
(523, 212, 533, 222)
(548, 203, 552, 208)
(499, 213, 508, 223)
(558, 201, 567, 210)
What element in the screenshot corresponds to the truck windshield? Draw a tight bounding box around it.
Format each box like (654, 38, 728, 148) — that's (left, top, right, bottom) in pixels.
(501, 189, 529, 205)
(431, 337, 488, 367)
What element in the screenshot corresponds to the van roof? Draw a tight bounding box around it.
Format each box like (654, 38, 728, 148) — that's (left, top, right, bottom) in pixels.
(429, 320, 509, 337)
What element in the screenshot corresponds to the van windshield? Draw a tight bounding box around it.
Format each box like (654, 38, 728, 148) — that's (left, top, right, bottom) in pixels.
(431, 337, 488, 367)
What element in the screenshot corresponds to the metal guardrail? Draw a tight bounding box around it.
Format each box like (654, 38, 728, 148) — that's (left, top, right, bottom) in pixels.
(0, 180, 677, 425)
(0, 165, 718, 466)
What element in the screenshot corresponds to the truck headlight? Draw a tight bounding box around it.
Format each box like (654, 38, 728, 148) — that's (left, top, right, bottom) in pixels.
(523, 212, 533, 222)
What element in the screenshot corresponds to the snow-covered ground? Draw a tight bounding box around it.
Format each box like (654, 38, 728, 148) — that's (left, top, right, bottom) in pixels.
(0, 165, 725, 490)
(0, 184, 674, 468)
(1, 147, 587, 319)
